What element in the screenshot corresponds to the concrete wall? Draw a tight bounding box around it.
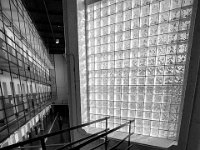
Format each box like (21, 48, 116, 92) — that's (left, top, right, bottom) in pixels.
(54, 54, 69, 104)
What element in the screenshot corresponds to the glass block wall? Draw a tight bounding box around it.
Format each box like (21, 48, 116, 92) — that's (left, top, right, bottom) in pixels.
(78, 0, 194, 140)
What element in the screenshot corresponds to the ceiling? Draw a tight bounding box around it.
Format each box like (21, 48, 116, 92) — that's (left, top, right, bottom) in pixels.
(22, 0, 65, 54)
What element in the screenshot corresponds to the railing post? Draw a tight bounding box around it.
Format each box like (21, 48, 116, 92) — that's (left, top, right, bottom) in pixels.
(105, 117, 108, 150)
(128, 120, 132, 150)
(40, 138, 46, 150)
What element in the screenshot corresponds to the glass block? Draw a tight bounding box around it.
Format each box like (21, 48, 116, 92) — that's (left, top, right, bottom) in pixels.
(108, 0, 115, 5)
(164, 76, 174, 84)
(178, 31, 189, 42)
(150, 129, 158, 137)
(139, 58, 147, 67)
(132, 0, 141, 8)
(141, 5, 150, 17)
(177, 43, 188, 54)
(129, 77, 137, 85)
(151, 121, 159, 129)
(171, 0, 182, 9)
(147, 57, 156, 66)
(149, 25, 158, 36)
(123, 40, 131, 50)
(131, 18, 140, 29)
(170, 9, 181, 21)
(176, 54, 187, 64)
(123, 51, 130, 59)
(114, 101, 121, 108)
(168, 123, 177, 131)
(144, 111, 151, 119)
(108, 4, 116, 15)
(143, 127, 151, 135)
(149, 14, 159, 25)
(140, 16, 149, 27)
(94, 2, 100, 10)
(174, 75, 184, 84)
(150, 2, 159, 15)
(157, 34, 168, 45)
(175, 65, 185, 75)
(109, 24, 115, 34)
(136, 102, 144, 110)
(138, 77, 146, 85)
(139, 38, 148, 47)
(164, 66, 174, 75)
(181, 7, 193, 19)
(146, 67, 155, 76)
(143, 120, 151, 127)
(124, 20, 131, 31)
(115, 23, 123, 32)
(158, 23, 169, 34)
(129, 102, 136, 109)
(155, 76, 163, 85)
(108, 108, 114, 115)
(124, 0, 132, 10)
(179, 20, 191, 31)
(145, 94, 153, 102)
(144, 102, 152, 111)
(169, 113, 179, 122)
(141, 0, 150, 6)
(116, 13, 123, 23)
(108, 90, 114, 99)
(170, 104, 180, 114)
(122, 102, 128, 109)
(139, 47, 148, 57)
(146, 77, 155, 85)
(114, 109, 121, 116)
(138, 67, 146, 76)
(138, 94, 145, 102)
(116, 2, 123, 13)
(161, 103, 170, 112)
(130, 50, 139, 58)
(165, 55, 175, 65)
(166, 45, 177, 55)
(135, 127, 143, 134)
(148, 46, 157, 56)
(132, 8, 141, 18)
(160, 0, 170, 13)
(148, 36, 157, 46)
(168, 33, 178, 43)
(94, 9, 101, 19)
(152, 103, 161, 112)
(182, 0, 193, 6)
(136, 111, 144, 118)
(124, 10, 132, 21)
(140, 27, 149, 37)
(121, 109, 128, 117)
(101, 7, 108, 17)
(122, 69, 130, 77)
(159, 130, 168, 138)
(146, 86, 154, 94)
(159, 12, 170, 23)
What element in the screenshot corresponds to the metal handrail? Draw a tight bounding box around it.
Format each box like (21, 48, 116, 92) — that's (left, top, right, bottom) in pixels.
(55, 129, 108, 150)
(58, 119, 135, 150)
(0, 116, 109, 150)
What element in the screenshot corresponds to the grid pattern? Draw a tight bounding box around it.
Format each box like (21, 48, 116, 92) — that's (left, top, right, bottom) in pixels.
(80, 0, 194, 140)
(0, 0, 54, 143)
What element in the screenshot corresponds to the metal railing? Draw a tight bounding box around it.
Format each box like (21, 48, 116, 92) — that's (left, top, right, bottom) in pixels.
(0, 116, 135, 150)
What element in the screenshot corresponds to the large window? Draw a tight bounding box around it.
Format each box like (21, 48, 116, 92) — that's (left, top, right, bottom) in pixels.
(78, 0, 195, 141)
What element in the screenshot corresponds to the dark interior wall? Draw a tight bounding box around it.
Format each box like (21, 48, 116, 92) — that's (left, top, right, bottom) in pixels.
(186, 67, 200, 150)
